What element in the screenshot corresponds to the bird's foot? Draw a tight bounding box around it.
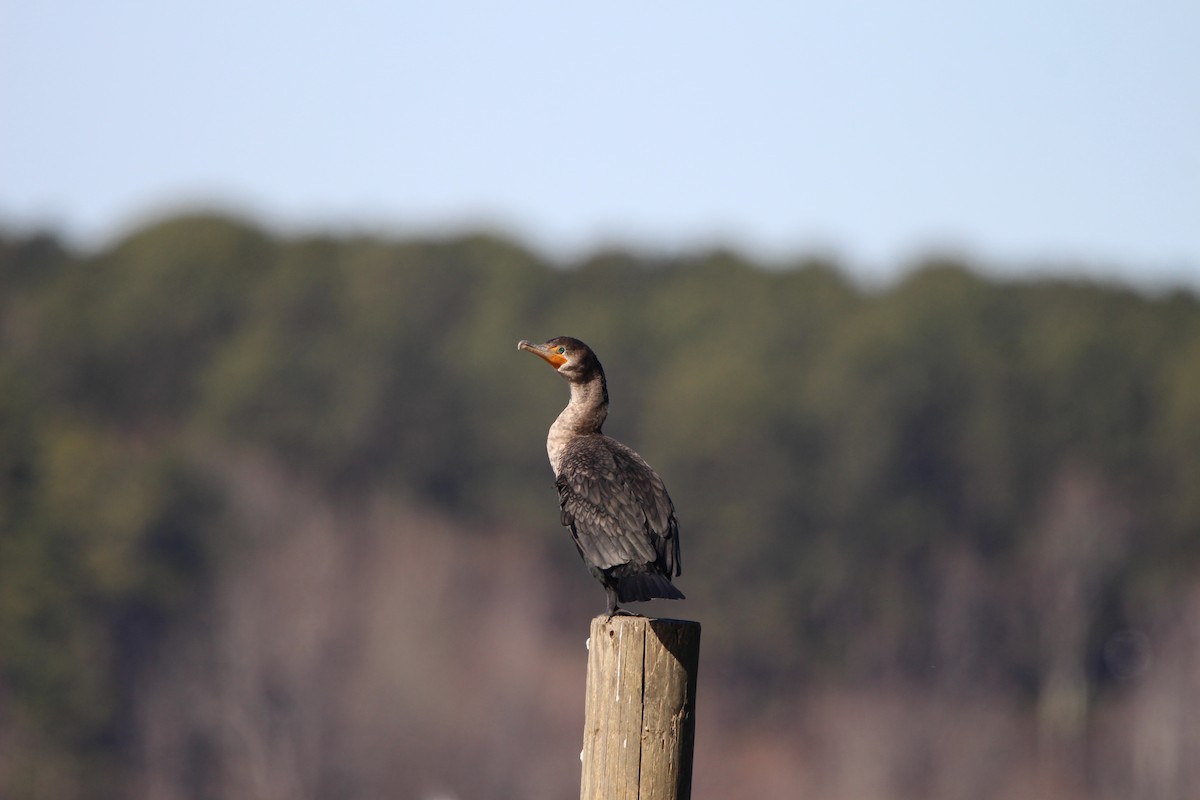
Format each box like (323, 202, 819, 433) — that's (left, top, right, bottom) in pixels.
(603, 607, 641, 620)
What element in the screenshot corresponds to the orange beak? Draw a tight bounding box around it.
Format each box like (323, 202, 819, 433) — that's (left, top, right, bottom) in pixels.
(518, 339, 567, 369)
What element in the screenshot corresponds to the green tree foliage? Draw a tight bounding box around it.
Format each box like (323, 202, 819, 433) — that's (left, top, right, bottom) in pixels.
(2, 214, 1199, 792)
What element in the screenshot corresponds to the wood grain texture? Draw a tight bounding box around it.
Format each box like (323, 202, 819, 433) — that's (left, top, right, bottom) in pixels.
(580, 616, 701, 800)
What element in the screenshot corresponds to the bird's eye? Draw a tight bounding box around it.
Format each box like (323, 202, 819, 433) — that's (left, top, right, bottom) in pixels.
(557, 346, 566, 354)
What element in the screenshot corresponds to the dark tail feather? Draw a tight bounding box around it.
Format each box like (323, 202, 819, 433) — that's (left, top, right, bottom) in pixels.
(616, 572, 685, 603)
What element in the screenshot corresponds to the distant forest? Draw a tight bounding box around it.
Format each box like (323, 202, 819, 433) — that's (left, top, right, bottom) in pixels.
(3, 214, 1200, 799)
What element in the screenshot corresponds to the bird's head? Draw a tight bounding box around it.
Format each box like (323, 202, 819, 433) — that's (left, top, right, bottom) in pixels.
(517, 336, 603, 384)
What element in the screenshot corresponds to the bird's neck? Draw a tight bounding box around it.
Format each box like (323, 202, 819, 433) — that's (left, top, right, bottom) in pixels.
(547, 376, 608, 472)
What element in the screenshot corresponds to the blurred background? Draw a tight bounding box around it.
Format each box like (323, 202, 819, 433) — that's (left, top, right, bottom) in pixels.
(3, 2, 1200, 799)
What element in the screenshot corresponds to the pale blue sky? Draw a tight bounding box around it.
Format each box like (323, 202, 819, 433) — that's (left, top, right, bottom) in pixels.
(3, 0, 1198, 287)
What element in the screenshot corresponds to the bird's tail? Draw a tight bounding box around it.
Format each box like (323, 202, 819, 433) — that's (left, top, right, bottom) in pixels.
(616, 573, 685, 603)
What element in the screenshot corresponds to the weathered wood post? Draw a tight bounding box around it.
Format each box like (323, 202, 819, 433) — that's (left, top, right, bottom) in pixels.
(580, 616, 701, 800)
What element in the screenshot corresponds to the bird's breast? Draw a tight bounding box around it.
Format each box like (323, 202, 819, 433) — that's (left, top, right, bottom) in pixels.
(546, 421, 573, 475)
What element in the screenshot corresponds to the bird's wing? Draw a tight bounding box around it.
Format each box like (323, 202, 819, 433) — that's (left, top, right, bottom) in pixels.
(555, 436, 679, 574)
(607, 440, 681, 575)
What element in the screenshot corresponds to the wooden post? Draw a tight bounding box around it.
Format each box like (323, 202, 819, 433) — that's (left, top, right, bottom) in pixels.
(580, 616, 701, 800)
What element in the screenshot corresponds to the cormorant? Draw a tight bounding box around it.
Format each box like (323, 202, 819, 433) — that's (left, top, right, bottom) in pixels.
(518, 336, 684, 616)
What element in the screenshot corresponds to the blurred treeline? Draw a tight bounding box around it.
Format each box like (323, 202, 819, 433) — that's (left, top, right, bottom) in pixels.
(3, 214, 1200, 799)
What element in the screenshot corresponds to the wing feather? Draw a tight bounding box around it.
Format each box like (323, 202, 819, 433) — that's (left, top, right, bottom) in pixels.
(555, 435, 680, 576)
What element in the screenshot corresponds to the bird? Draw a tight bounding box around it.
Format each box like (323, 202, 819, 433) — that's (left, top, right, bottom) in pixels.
(518, 336, 683, 617)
